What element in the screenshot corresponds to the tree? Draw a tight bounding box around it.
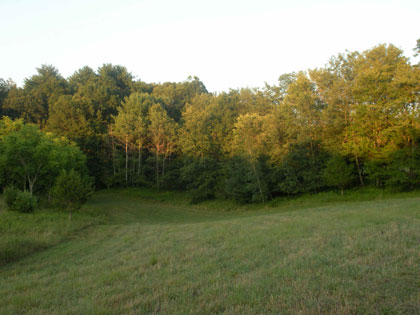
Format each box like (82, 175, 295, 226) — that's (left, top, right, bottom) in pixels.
(96, 64, 133, 124)
(282, 72, 324, 144)
(385, 146, 420, 190)
(309, 51, 358, 153)
(51, 169, 94, 219)
(179, 94, 215, 158)
(113, 93, 154, 183)
(147, 103, 177, 190)
(231, 113, 268, 202)
(1, 125, 53, 194)
(4, 65, 68, 126)
(0, 78, 13, 116)
(223, 156, 270, 203)
(260, 107, 289, 163)
(65, 64, 134, 186)
(46, 95, 91, 142)
(323, 155, 355, 195)
(264, 72, 297, 105)
(180, 157, 221, 202)
(341, 44, 419, 185)
(0, 116, 24, 137)
(277, 141, 329, 195)
(0, 121, 87, 195)
(152, 77, 208, 121)
(2, 83, 25, 119)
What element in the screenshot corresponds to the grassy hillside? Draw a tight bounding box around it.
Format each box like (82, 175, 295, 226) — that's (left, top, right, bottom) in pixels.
(1, 189, 420, 314)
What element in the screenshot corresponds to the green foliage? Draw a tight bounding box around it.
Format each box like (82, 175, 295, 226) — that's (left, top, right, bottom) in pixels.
(0, 121, 88, 194)
(46, 95, 91, 141)
(384, 147, 420, 191)
(365, 159, 389, 188)
(4, 186, 19, 208)
(51, 169, 94, 213)
(3, 65, 68, 126)
(151, 77, 208, 121)
(277, 141, 329, 195)
(147, 103, 177, 190)
(323, 155, 355, 194)
(179, 95, 216, 158)
(4, 187, 37, 213)
(180, 157, 221, 202)
(112, 92, 158, 184)
(0, 78, 13, 116)
(264, 72, 297, 105)
(0, 116, 24, 138)
(12, 191, 37, 213)
(415, 38, 420, 57)
(223, 156, 270, 203)
(1, 41, 419, 199)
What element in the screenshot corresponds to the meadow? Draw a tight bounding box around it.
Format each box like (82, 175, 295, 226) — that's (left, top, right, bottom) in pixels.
(1, 189, 420, 314)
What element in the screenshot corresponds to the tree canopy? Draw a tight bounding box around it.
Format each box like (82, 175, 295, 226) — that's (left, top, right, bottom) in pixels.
(1, 41, 419, 202)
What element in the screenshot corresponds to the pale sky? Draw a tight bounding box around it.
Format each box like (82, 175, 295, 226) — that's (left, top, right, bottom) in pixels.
(1, 0, 419, 92)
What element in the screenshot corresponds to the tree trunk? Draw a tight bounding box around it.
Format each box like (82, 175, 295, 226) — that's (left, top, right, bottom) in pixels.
(138, 145, 142, 177)
(162, 155, 166, 187)
(246, 144, 265, 203)
(310, 139, 317, 192)
(155, 151, 160, 191)
(355, 156, 364, 186)
(125, 138, 128, 183)
(250, 160, 265, 203)
(110, 125, 116, 175)
(130, 152, 136, 184)
(28, 176, 34, 196)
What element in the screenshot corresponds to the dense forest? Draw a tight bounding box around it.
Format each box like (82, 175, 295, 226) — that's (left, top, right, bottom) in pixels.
(1, 42, 420, 203)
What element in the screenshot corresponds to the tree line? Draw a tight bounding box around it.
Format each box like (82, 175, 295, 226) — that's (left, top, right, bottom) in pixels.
(1, 42, 419, 203)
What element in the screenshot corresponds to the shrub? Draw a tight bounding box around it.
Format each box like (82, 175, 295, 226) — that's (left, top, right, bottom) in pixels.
(223, 156, 270, 203)
(180, 157, 221, 203)
(384, 148, 420, 191)
(277, 141, 329, 195)
(323, 155, 356, 195)
(51, 169, 94, 218)
(12, 191, 37, 213)
(4, 186, 19, 208)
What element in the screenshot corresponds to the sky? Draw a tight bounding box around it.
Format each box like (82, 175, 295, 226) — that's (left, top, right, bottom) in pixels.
(1, 0, 419, 93)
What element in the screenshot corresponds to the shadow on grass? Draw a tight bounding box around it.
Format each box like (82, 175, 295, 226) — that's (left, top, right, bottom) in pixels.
(88, 187, 420, 226)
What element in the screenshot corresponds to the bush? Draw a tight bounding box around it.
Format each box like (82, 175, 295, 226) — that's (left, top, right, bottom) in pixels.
(51, 169, 94, 218)
(180, 157, 221, 203)
(14, 191, 37, 213)
(276, 141, 329, 195)
(223, 156, 270, 203)
(323, 155, 356, 195)
(4, 186, 19, 208)
(384, 148, 420, 191)
(4, 187, 36, 213)
(9, 191, 37, 213)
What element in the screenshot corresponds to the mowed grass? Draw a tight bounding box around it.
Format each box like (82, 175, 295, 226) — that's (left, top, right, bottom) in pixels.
(1, 189, 420, 314)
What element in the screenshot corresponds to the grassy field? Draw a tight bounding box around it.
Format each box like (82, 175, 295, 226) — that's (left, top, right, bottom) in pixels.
(1, 189, 420, 314)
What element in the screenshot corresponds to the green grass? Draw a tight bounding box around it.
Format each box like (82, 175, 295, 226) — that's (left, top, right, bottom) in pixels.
(1, 188, 420, 314)
(0, 198, 106, 265)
